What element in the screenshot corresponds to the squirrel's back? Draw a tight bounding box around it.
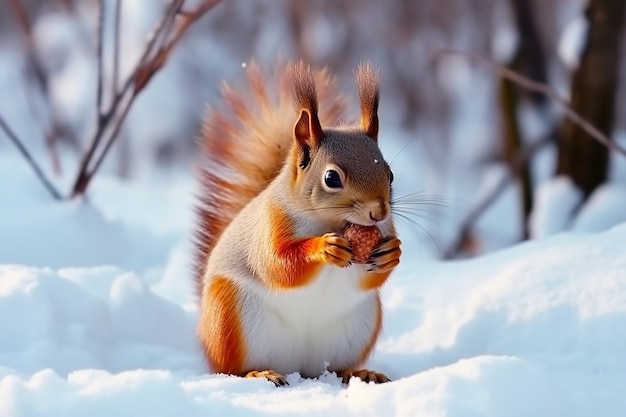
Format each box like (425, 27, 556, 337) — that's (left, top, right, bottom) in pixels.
(194, 62, 347, 294)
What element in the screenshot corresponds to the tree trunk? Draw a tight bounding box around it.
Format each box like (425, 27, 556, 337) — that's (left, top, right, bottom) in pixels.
(499, 0, 546, 239)
(556, 0, 626, 197)
(509, 0, 548, 106)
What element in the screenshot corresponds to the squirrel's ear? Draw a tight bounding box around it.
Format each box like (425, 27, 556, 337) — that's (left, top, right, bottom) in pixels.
(355, 63, 379, 141)
(292, 61, 324, 150)
(293, 108, 322, 168)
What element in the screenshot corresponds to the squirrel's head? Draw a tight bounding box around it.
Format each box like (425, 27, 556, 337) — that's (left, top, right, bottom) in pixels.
(288, 62, 393, 230)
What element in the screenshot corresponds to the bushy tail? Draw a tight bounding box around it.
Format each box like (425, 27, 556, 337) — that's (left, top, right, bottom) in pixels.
(194, 61, 347, 294)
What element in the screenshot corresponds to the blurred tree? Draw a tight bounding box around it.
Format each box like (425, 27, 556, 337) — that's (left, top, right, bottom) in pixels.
(556, 0, 626, 198)
(500, 0, 547, 239)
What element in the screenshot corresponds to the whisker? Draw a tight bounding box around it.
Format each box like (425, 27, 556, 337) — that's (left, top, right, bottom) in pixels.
(345, 212, 360, 225)
(392, 204, 458, 223)
(393, 202, 454, 212)
(392, 193, 461, 215)
(392, 208, 443, 232)
(388, 136, 419, 166)
(392, 192, 458, 205)
(393, 212, 441, 252)
(391, 208, 439, 226)
(393, 197, 453, 206)
(301, 204, 354, 213)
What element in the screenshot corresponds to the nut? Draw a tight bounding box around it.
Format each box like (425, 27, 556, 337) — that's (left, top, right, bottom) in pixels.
(343, 223, 382, 263)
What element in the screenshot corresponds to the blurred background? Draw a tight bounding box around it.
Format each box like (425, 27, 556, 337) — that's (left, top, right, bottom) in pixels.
(1, 0, 625, 260)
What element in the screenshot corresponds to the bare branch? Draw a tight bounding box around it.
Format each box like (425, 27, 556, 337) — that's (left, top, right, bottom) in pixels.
(70, 0, 184, 197)
(71, 0, 221, 197)
(443, 134, 552, 259)
(112, 0, 121, 94)
(171, 0, 223, 45)
(434, 50, 626, 159)
(82, 94, 137, 192)
(93, 0, 222, 178)
(133, 0, 223, 92)
(0, 115, 62, 200)
(9, 0, 47, 93)
(96, 0, 106, 116)
(9, 0, 70, 174)
(115, 0, 183, 100)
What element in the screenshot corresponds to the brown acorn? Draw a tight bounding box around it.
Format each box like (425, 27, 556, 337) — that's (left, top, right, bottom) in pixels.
(343, 223, 382, 264)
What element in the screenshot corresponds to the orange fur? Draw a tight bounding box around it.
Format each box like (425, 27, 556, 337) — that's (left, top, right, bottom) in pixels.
(195, 62, 397, 384)
(355, 63, 380, 140)
(198, 275, 246, 375)
(267, 204, 325, 289)
(359, 270, 393, 291)
(194, 62, 347, 296)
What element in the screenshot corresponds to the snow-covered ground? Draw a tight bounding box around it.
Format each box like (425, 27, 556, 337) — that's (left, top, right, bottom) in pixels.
(2, 0, 626, 414)
(1, 149, 626, 417)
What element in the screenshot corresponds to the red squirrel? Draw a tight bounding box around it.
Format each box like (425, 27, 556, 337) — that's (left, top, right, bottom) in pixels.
(194, 61, 401, 386)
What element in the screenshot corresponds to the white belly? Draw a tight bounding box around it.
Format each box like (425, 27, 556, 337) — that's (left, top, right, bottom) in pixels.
(237, 264, 379, 377)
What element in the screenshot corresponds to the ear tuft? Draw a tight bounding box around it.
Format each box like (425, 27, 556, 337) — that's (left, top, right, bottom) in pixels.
(290, 61, 324, 169)
(355, 63, 380, 141)
(291, 61, 324, 146)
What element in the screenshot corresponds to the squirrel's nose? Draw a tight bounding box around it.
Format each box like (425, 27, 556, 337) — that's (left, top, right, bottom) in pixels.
(368, 199, 389, 222)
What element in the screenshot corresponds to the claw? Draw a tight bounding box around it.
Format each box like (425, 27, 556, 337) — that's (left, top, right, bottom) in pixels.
(366, 236, 401, 273)
(322, 233, 353, 267)
(245, 370, 289, 387)
(337, 369, 391, 385)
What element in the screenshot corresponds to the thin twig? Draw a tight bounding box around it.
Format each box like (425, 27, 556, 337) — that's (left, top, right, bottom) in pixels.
(70, 0, 184, 196)
(95, 0, 222, 175)
(72, 0, 221, 196)
(113, 0, 183, 103)
(9, 0, 67, 174)
(0, 115, 62, 200)
(443, 134, 553, 259)
(171, 0, 222, 45)
(434, 50, 626, 159)
(133, 0, 223, 94)
(85, 94, 137, 188)
(112, 0, 121, 95)
(9, 0, 47, 95)
(96, 0, 106, 117)
(157, 1, 182, 52)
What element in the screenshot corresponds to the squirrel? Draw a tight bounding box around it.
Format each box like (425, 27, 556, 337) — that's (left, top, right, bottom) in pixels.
(194, 61, 401, 386)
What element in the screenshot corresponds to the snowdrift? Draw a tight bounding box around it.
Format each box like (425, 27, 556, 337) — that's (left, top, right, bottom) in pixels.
(1, 173, 625, 416)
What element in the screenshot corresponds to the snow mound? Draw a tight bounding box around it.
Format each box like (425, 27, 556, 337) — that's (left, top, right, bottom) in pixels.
(1, 222, 626, 416)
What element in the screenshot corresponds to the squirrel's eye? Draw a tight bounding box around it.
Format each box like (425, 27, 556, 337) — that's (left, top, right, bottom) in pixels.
(389, 170, 394, 184)
(324, 170, 343, 189)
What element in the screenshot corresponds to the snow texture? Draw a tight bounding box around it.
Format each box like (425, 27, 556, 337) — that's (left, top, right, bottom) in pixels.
(1, 153, 626, 417)
(1, 2, 625, 414)
(529, 176, 583, 239)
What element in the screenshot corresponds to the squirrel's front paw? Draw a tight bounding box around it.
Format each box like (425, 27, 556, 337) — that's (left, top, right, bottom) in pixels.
(366, 237, 401, 273)
(321, 233, 352, 268)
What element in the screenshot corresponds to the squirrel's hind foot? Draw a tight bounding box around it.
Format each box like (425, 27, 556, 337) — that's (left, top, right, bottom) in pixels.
(337, 369, 391, 385)
(245, 370, 289, 387)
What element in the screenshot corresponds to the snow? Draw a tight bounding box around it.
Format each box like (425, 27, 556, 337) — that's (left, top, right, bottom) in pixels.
(558, 14, 588, 71)
(530, 176, 626, 239)
(472, 164, 523, 250)
(529, 176, 582, 239)
(1, 2, 625, 413)
(573, 184, 626, 232)
(2, 150, 626, 416)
